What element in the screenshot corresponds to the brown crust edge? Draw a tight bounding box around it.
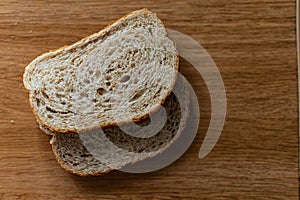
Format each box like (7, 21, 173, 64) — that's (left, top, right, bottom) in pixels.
(24, 8, 179, 134)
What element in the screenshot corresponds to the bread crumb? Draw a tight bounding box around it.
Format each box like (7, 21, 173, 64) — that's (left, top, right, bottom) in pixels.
(11, 35, 15, 39)
(29, 30, 32, 33)
(50, 136, 56, 144)
(10, 120, 15, 124)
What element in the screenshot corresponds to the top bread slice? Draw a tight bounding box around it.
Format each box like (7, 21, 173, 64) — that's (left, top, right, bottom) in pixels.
(23, 9, 178, 133)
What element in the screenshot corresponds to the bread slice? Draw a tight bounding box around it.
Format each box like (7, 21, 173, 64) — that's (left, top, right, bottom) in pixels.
(50, 86, 190, 176)
(23, 9, 178, 133)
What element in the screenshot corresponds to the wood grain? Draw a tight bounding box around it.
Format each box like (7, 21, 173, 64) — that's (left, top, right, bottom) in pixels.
(0, 0, 298, 199)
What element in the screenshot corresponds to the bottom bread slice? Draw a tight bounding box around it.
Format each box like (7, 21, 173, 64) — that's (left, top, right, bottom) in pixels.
(49, 80, 190, 176)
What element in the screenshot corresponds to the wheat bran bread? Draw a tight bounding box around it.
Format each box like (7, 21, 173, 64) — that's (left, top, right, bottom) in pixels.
(23, 9, 178, 133)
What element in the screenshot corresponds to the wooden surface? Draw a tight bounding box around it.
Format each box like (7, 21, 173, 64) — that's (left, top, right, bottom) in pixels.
(0, 0, 298, 199)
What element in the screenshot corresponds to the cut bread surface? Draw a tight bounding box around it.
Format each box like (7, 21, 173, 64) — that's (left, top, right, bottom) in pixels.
(23, 9, 178, 133)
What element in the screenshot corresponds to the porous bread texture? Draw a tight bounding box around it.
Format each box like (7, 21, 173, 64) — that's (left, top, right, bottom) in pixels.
(51, 133, 111, 176)
(23, 9, 178, 133)
(51, 89, 190, 176)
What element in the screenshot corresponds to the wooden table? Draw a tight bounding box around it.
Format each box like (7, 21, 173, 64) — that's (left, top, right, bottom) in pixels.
(0, 0, 298, 199)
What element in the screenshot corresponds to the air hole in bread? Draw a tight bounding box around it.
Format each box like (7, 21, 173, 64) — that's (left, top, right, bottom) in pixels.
(132, 78, 138, 84)
(129, 88, 146, 102)
(107, 68, 115, 73)
(84, 79, 90, 84)
(105, 76, 112, 80)
(48, 115, 53, 119)
(66, 153, 72, 157)
(120, 75, 130, 83)
(95, 71, 100, 78)
(78, 60, 83, 65)
(80, 92, 88, 97)
(36, 98, 40, 107)
(155, 87, 162, 96)
(56, 93, 63, 98)
(41, 90, 49, 99)
(71, 57, 76, 64)
(97, 88, 106, 96)
(148, 28, 152, 35)
(46, 107, 58, 113)
(106, 82, 111, 86)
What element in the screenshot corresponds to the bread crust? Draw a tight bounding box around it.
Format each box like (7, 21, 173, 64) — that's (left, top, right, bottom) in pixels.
(24, 8, 179, 134)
